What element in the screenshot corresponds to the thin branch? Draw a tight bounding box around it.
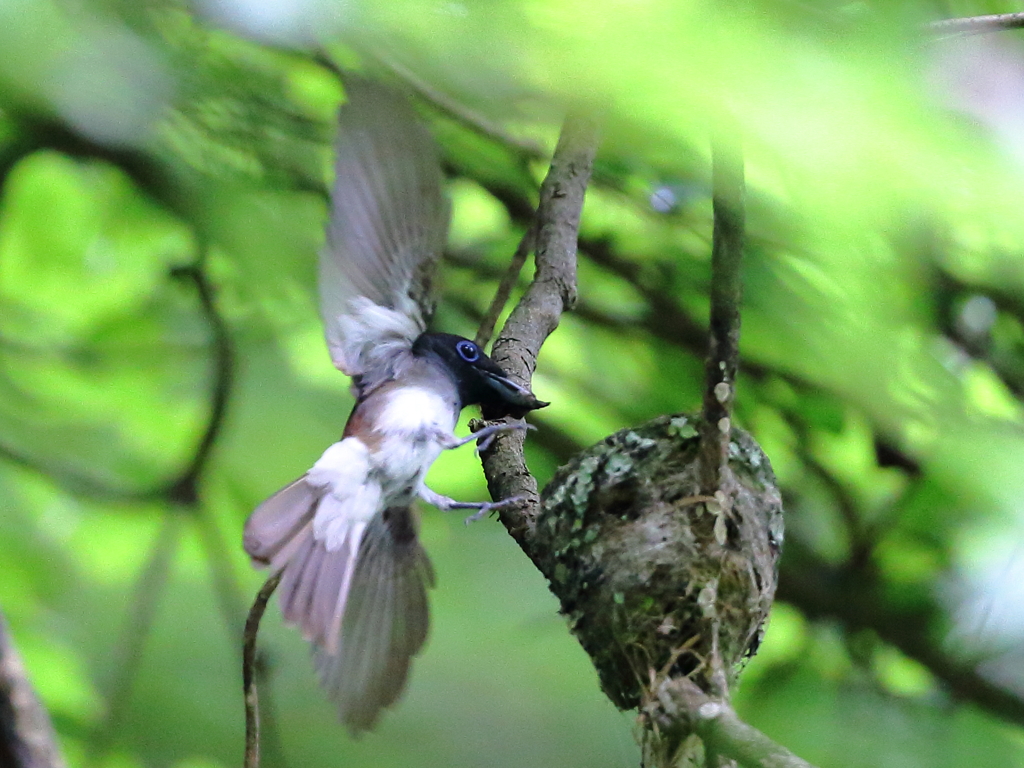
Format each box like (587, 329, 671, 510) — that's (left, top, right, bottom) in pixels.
(474, 226, 535, 349)
(931, 13, 1024, 37)
(194, 508, 248, 641)
(0, 112, 176, 215)
(0, 181, 239, 760)
(935, 268, 1024, 401)
(243, 571, 283, 768)
(478, 110, 599, 552)
(327, 54, 697, 238)
(0, 608, 66, 768)
(647, 676, 817, 768)
(799, 450, 874, 568)
(194, 507, 290, 768)
(314, 50, 544, 160)
(580, 236, 712, 357)
(167, 263, 234, 505)
(369, 58, 701, 234)
(698, 131, 746, 495)
(370, 56, 547, 161)
(168, 259, 292, 767)
(86, 254, 236, 763)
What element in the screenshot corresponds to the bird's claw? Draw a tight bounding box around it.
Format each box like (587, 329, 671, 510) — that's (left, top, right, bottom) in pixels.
(474, 433, 497, 454)
(463, 494, 527, 525)
(474, 422, 536, 455)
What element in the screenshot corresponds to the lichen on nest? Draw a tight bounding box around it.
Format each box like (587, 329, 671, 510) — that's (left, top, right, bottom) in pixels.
(535, 413, 784, 710)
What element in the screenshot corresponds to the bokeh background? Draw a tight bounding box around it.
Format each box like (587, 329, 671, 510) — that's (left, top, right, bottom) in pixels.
(3, 1, 1024, 766)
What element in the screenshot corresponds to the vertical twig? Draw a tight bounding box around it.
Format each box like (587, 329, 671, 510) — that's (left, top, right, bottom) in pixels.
(176, 252, 291, 765)
(474, 225, 536, 349)
(243, 571, 282, 768)
(0, 609, 67, 768)
(194, 508, 289, 768)
(698, 129, 745, 496)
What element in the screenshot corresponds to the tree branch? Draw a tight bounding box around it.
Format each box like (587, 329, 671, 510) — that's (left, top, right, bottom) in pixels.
(474, 225, 535, 349)
(0, 257, 236, 508)
(646, 676, 817, 768)
(0, 609, 66, 768)
(243, 571, 282, 768)
(931, 13, 1024, 37)
(84, 254, 245, 764)
(478, 110, 600, 553)
(698, 132, 745, 496)
(435, 105, 1024, 740)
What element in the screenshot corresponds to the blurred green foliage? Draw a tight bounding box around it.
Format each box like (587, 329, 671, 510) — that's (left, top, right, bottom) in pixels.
(3, 1, 1024, 767)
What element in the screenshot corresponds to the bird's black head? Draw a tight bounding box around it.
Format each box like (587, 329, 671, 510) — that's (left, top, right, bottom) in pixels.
(412, 332, 549, 418)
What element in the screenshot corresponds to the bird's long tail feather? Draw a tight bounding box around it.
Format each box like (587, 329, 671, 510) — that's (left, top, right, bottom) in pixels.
(315, 507, 433, 733)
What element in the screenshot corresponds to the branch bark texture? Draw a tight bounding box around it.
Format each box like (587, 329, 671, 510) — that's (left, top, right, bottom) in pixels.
(243, 571, 282, 768)
(647, 676, 816, 768)
(699, 134, 745, 496)
(0, 609, 66, 768)
(480, 110, 600, 553)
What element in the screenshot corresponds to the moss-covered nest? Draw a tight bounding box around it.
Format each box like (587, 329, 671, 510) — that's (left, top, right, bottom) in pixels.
(534, 414, 784, 709)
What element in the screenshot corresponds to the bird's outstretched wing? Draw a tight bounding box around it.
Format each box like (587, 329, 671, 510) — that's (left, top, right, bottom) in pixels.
(245, 480, 433, 735)
(319, 76, 450, 393)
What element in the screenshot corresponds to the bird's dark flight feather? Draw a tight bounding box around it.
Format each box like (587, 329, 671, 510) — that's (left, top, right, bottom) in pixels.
(319, 76, 450, 394)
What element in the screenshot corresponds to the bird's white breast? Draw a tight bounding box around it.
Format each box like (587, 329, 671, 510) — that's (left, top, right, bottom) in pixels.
(375, 386, 457, 436)
(373, 386, 457, 492)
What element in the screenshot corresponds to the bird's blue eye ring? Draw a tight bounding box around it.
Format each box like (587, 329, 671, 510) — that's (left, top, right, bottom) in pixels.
(456, 340, 479, 362)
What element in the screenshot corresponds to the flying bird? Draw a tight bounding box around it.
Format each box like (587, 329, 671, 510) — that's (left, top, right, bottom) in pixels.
(242, 77, 547, 735)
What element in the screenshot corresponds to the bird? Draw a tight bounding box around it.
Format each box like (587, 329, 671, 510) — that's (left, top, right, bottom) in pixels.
(242, 76, 547, 735)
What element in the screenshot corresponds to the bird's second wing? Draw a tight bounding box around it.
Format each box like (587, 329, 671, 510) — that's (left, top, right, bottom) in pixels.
(319, 76, 450, 389)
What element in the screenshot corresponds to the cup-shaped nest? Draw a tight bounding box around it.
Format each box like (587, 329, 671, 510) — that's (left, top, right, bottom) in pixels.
(534, 414, 784, 709)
